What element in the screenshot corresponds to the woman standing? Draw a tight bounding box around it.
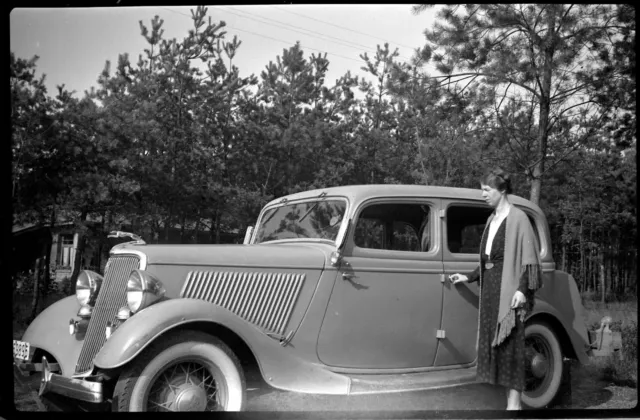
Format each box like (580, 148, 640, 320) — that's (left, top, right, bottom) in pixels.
(449, 168, 543, 410)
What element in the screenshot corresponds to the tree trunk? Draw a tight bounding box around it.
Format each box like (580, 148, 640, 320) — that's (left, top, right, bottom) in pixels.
(529, 9, 556, 206)
(579, 228, 585, 293)
(164, 216, 171, 243)
(41, 237, 52, 298)
(193, 213, 201, 245)
(180, 214, 186, 244)
(215, 209, 221, 244)
(599, 253, 606, 304)
(415, 124, 428, 185)
(29, 258, 42, 322)
(41, 208, 56, 297)
(69, 210, 88, 295)
(209, 215, 218, 244)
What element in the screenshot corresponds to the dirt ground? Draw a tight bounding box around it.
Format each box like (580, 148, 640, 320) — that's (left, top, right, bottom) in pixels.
(13, 360, 637, 412)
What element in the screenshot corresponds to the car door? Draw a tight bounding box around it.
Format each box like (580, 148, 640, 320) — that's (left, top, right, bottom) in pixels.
(435, 200, 492, 367)
(317, 198, 444, 369)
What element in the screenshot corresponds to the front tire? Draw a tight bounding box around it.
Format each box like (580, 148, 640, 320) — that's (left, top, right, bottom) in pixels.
(522, 322, 563, 409)
(112, 330, 245, 412)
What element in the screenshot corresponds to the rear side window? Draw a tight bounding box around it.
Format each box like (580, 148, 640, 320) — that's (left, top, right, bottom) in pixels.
(446, 205, 543, 254)
(446, 205, 493, 254)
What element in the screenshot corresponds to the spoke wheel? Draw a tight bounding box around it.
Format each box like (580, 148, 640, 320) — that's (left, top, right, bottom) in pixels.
(522, 322, 563, 409)
(113, 331, 245, 412)
(146, 360, 226, 411)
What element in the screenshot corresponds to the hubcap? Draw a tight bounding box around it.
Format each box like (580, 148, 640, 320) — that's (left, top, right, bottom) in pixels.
(175, 385, 208, 411)
(530, 352, 549, 378)
(147, 361, 223, 411)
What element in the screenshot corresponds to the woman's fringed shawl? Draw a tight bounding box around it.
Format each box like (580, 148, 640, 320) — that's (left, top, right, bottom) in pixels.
(480, 205, 544, 348)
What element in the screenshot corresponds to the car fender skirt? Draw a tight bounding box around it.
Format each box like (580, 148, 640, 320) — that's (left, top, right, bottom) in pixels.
(93, 298, 350, 395)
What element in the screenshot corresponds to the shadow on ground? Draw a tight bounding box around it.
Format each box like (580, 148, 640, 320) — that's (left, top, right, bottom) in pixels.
(555, 360, 636, 410)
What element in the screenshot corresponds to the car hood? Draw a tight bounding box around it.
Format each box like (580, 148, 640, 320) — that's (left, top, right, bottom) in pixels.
(114, 242, 329, 269)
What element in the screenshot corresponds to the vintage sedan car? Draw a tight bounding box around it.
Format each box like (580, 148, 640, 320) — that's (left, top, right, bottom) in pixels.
(14, 185, 591, 411)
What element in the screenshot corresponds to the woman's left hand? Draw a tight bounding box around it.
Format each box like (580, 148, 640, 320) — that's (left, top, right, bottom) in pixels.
(511, 290, 526, 309)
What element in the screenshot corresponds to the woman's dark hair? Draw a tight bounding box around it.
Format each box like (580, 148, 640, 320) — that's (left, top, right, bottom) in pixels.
(481, 168, 513, 194)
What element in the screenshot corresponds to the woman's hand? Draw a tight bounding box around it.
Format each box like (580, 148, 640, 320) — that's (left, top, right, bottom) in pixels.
(511, 290, 526, 309)
(449, 273, 469, 284)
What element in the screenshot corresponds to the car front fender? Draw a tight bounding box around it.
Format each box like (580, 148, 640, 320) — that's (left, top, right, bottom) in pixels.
(93, 298, 350, 395)
(22, 295, 83, 376)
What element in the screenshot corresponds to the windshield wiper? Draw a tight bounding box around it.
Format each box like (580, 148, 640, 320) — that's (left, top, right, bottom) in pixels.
(297, 191, 327, 223)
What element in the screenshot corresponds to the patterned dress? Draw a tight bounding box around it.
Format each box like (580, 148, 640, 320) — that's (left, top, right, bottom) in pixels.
(468, 218, 532, 392)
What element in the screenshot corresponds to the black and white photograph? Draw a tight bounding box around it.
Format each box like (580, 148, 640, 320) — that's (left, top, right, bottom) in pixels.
(9, 4, 637, 415)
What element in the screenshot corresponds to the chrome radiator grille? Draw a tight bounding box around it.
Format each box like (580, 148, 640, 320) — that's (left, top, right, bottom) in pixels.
(181, 271, 305, 336)
(74, 256, 139, 375)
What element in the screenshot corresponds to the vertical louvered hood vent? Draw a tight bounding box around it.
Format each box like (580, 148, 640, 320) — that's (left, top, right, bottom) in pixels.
(180, 271, 305, 336)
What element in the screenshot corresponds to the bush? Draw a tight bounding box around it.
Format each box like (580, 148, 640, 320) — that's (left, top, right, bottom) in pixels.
(58, 276, 72, 295)
(13, 270, 34, 295)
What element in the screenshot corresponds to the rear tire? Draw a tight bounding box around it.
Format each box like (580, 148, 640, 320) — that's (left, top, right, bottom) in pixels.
(112, 330, 245, 412)
(522, 322, 563, 408)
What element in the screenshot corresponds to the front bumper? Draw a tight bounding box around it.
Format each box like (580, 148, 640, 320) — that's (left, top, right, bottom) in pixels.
(14, 360, 61, 376)
(36, 356, 104, 403)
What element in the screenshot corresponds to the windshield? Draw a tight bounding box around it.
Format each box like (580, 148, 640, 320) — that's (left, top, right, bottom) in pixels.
(254, 199, 347, 243)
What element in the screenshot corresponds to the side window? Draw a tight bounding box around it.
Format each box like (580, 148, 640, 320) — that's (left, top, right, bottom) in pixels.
(354, 219, 385, 249)
(446, 205, 493, 254)
(391, 222, 419, 251)
(354, 203, 431, 252)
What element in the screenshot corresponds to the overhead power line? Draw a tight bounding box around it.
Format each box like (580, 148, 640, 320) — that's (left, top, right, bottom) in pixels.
(271, 5, 418, 51)
(159, 7, 364, 64)
(220, 6, 412, 62)
(227, 26, 363, 64)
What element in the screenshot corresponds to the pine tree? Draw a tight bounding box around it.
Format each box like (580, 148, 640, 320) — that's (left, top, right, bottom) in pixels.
(413, 4, 625, 204)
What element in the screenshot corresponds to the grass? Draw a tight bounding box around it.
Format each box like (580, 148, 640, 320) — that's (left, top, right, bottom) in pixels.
(582, 298, 637, 388)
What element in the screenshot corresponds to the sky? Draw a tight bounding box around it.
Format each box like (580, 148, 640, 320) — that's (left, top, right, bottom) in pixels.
(10, 5, 437, 98)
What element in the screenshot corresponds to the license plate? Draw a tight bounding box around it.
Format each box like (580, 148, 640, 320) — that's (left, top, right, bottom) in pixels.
(13, 340, 30, 361)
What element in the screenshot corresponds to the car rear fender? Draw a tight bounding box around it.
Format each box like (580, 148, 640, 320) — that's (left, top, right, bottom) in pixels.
(527, 296, 590, 364)
(93, 298, 350, 394)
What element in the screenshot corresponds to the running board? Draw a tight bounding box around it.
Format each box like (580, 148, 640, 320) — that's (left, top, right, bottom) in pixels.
(347, 366, 477, 395)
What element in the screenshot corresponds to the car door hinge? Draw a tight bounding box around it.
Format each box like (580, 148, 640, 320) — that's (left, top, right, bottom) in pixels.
(436, 329, 446, 339)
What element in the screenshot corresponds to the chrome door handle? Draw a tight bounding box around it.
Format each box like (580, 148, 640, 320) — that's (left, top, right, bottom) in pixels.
(342, 272, 356, 280)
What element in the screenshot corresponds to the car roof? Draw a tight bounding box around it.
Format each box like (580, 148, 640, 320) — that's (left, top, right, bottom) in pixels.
(264, 184, 540, 212)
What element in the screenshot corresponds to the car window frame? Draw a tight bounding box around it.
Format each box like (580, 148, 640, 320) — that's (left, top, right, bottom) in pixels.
(441, 200, 549, 261)
(252, 195, 351, 245)
(443, 201, 493, 258)
(346, 197, 441, 261)
(520, 207, 550, 260)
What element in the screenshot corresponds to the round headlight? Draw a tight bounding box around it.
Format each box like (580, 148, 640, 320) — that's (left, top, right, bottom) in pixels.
(127, 271, 144, 313)
(76, 270, 103, 307)
(126, 270, 165, 314)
